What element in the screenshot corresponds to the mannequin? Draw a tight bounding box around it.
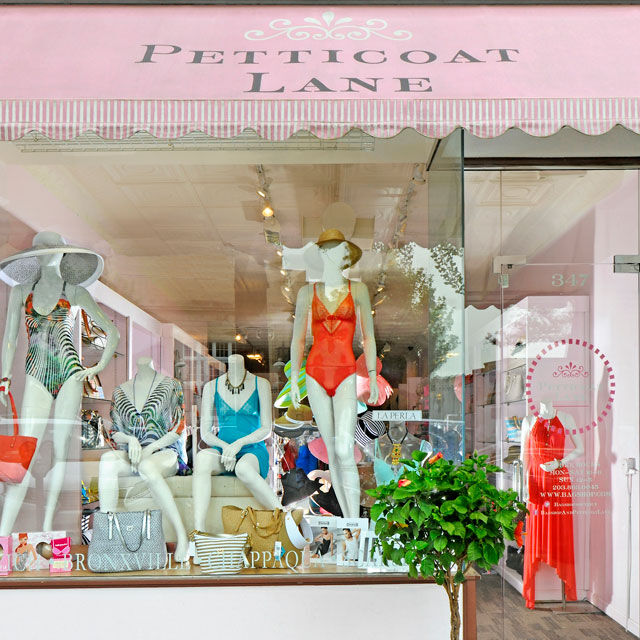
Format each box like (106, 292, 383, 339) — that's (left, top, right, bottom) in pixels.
(290, 229, 378, 518)
(98, 357, 189, 562)
(0, 231, 119, 534)
(520, 400, 584, 609)
(193, 354, 280, 531)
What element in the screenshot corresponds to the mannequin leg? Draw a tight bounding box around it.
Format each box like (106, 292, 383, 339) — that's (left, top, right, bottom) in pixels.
(306, 375, 349, 516)
(98, 450, 131, 512)
(234, 454, 281, 510)
(332, 375, 359, 518)
(192, 449, 225, 531)
(137, 450, 189, 562)
(43, 377, 83, 530)
(0, 376, 52, 535)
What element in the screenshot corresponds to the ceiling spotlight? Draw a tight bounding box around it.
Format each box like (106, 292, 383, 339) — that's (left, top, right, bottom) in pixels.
(371, 310, 376, 316)
(283, 285, 291, 292)
(376, 285, 384, 292)
(247, 353, 264, 364)
(257, 189, 267, 198)
(261, 203, 275, 218)
(234, 333, 243, 342)
(280, 269, 286, 276)
(276, 249, 283, 257)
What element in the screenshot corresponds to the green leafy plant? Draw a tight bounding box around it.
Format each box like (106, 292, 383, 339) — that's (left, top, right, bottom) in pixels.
(368, 451, 526, 640)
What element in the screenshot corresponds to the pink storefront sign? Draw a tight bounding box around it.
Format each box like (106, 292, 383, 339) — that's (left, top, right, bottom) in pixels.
(0, 5, 639, 139)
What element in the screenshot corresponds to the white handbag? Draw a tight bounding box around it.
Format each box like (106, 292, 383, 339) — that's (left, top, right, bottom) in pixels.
(192, 531, 249, 575)
(504, 372, 524, 403)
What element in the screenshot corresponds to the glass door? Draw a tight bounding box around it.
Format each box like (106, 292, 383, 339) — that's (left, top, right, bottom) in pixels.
(489, 169, 640, 635)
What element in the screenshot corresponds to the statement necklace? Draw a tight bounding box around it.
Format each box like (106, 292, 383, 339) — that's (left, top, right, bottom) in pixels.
(225, 370, 247, 395)
(387, 427, 408, 465)
(133, 371, 158, 414)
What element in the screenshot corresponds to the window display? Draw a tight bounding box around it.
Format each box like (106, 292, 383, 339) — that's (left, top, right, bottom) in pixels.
(0, 150, 466, 583)
(0, 132, 636, 640)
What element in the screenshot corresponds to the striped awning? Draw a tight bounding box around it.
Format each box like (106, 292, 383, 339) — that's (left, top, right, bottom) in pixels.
(1, 6, 640, 141)
(2, 98, 640, 141)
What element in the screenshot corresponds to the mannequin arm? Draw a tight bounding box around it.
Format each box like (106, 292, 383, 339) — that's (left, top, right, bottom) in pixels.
(0, 285, 24, 403)
(290, 285, 311, 408)
(142, 431, 179, 457)
(354, 281, 378, 404)
(540, 412, 584, 471)
(112, 431, 142, 466)
(72, 286, 120, 378)
(199, 380, 229, 449)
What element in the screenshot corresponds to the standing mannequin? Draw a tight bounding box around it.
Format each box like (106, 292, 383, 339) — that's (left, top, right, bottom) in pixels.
(0, 231, 119, 534)
(98, 357, 189, 562)
(193, 354, 279, 531)
(290, 229, 378, 519)
(520, 400, 584, 609)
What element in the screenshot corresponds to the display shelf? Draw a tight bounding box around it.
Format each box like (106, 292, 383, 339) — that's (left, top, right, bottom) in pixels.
(81, 342, 126, 361)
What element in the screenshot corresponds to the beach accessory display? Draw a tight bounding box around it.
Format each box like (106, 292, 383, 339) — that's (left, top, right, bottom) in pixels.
(274, 359, 308, 409)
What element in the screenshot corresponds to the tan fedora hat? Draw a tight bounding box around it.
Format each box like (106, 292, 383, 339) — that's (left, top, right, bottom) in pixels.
(316, 228, 362, 268)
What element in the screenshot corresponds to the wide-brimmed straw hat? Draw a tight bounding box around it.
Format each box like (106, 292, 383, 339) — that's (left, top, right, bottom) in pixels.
(0, 231, 104, 287)
(315, 228, 362, 268)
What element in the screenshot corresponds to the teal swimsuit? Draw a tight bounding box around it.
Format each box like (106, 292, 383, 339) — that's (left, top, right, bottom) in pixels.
(212, 377, 270, 479)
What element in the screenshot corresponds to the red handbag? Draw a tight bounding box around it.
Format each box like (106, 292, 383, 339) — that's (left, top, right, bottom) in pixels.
(0, 389, 37, 483)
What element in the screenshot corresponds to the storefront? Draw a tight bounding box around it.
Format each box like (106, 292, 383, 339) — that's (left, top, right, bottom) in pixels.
(0, 4, 638, 640)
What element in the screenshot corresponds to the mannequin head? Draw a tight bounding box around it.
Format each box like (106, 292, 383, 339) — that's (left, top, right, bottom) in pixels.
(137, 356, 155, 371)
(319, 241, 351, 271)
(33, 231, 65, 270)
(228, 354, 245, 370)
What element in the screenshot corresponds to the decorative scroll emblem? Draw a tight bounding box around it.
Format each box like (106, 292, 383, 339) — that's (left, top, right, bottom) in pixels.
(552, 362, 589, 378)
(244, 11, 413, 41)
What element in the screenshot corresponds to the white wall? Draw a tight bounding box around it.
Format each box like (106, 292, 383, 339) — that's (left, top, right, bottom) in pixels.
(590, 171, 640, 636)
(1, 583, 454, 640)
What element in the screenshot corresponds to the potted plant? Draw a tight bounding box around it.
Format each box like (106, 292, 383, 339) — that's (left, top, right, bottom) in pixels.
(368, 451, 525, 640)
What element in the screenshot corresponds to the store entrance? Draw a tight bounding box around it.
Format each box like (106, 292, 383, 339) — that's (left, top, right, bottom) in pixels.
(465, 168, 640, 637)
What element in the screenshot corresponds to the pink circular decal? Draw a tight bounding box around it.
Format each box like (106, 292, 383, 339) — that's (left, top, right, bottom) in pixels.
(524, 338, 615, 434)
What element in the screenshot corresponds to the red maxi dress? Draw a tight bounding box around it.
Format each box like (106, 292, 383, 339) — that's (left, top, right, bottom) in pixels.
(523, 415, 577, 609)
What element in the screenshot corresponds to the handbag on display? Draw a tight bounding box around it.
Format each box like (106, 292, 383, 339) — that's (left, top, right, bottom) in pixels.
(504, 371, 525, 403)
(81, 410, 106, 449)
(221, 506, 312, 570)
(81, 310, 107, 350)
(83, 374, 104, 399)
(88, 510, 167, 572)
(0, 389, 38, 484)
(505, 416, 522, 442)
(191, 531, 249, 575)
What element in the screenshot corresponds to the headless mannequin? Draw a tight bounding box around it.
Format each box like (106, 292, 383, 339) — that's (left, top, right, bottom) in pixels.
(193, 354, 280, 531)
(0, 231, 119, 535)
(290, 241, 378, 518)
(375, 421, 422, 465)
(98, 357, 189, 562)
(520, 400, 584, 497)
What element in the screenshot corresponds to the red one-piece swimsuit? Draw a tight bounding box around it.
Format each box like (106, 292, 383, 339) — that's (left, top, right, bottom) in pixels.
(306, 282, 357, 397)
(523, 415, 577, 609)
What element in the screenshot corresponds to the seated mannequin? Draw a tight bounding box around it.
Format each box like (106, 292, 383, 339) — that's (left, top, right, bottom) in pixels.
(193, 354, 280, 532)
(98, 357, 189, 562)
